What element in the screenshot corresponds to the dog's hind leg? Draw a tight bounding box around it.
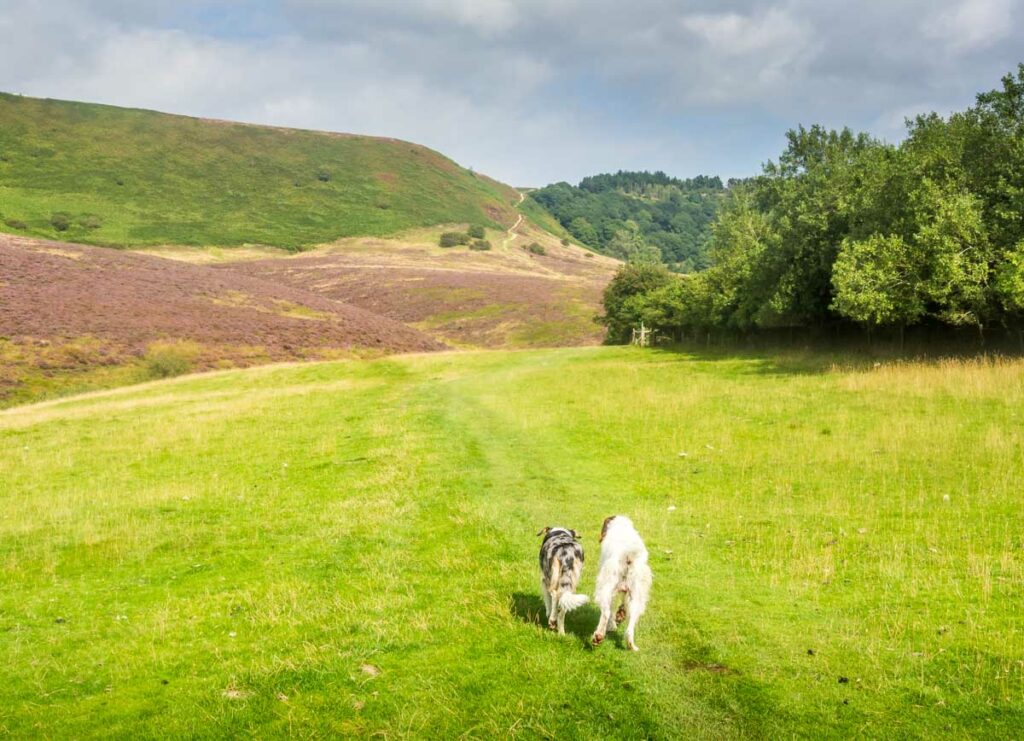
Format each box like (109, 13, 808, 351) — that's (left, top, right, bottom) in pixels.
(541, 580, 553, 625)
(556, 604, 567, 635)
(547, 589, 560, 630)
(591, 599, 612, 645)
(607, 594, 625, 633)
(623, 595, 643, 651)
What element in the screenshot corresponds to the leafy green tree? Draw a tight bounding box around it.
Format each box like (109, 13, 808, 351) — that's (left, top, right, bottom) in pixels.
(913, 186, 991, 328)
(832, 234, 925, 329)
(569, 216, 599, 246)
(600, 263, 673, 343)
(606, 220, 661, 263)
(596, 66, 1024, 342)
(995, 241, 1024, 324)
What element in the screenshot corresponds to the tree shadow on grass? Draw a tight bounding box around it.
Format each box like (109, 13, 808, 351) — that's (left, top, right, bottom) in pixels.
(642, 327, 1024, 377)
(509, 592, 623, 648)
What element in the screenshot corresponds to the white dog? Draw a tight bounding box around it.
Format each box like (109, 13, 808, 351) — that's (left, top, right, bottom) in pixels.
(591, 515, 652, 651)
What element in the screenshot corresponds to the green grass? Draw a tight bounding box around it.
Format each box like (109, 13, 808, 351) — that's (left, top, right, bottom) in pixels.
(0, 93, 519, 249)
(1, 347, 1022, 737)
(517, 195, 571, 240)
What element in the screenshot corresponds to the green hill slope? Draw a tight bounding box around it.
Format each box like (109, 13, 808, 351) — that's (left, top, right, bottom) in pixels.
(0, 93, 519, 249)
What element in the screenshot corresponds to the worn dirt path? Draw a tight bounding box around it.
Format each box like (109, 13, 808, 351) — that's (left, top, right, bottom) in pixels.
(502, 191, 526, 248)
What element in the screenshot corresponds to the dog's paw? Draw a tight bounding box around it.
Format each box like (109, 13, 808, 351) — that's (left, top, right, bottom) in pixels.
(615, 606, 627, 623)
(626, 641, 639, 652)
(591, 632, 605, 646)
(548, 619, 557, 631)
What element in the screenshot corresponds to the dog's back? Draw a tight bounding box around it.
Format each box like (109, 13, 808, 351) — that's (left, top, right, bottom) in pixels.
(537, 527, 588, 632)
(539, 527, 585, 595)
(593, 515, 652, 650)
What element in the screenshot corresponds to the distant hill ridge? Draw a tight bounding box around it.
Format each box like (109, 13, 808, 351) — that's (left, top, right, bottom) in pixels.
(0, 93, 519, 249)
(529, 169, 725, 271)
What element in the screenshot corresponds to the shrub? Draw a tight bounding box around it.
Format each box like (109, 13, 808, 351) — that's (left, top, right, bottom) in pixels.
(526, 242, 546, 255)
(469, 239, 492, 251)
(561, 237, 571, 246)
(79, 214, 102, 229)
(467, 225, 486, 239)
(440, 232, 469, 248)
(4, 218, 27, 230)
(316, 169, 331, 182)
(144, 341, 200, 379)
(50, 212, 71, 231)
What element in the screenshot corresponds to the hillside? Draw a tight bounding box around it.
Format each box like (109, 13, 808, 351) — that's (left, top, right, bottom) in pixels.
(0, 93, 519, 249)
(0, 220, 618, 405)
(529, 170, 725, 271)
(215, 221, 618, 348)
(0, 234, 444, 405)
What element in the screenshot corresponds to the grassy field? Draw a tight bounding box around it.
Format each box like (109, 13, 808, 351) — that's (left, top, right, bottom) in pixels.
(1, 347, 1022, 737)
(0, 93, 519, 249)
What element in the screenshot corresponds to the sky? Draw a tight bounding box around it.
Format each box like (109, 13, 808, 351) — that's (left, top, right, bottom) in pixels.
(1, 0, 1022, 186)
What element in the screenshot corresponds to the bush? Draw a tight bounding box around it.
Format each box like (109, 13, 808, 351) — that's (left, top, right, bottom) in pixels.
(50, 212, 71, 232)
(79, 214, 102, 229)
(600, 263, 675, 343)
(526, 242, 546, 255)
(561, 237, 571, 246)
(469, 239, 492, 251)
(467, 225, 486, 239)
(4, 218, 27, 230)
(316, 169, 331, 182)
(440, 231, 470, 248)
(144, 341, 200, 379)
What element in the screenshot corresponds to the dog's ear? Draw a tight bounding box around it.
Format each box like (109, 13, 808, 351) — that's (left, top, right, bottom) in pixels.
(536, 526, 550, 537)
(600, 516, 615, 542)
(570, 529, 581, 540)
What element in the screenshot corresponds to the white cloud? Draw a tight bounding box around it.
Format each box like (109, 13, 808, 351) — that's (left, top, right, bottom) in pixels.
(924, 0, 1013, 53)
(681, 8, 810, 56)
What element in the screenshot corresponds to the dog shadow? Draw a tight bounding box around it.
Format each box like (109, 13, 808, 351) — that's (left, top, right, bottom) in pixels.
(509, 592, 626, 649)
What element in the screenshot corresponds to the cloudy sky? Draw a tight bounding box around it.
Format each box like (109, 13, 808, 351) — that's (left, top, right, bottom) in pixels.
(2, 0, 1022, 185)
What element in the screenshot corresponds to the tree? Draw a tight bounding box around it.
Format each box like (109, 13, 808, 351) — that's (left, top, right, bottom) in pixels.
(832, 234, 925, 331)
(568, 216, 599, 247)
(600, 263, 674, 343)
(606, 220, 661, 263)
(912, 186, 991, 329)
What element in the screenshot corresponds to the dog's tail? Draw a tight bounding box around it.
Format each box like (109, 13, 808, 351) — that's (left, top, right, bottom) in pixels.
(558, 592, 589, 611)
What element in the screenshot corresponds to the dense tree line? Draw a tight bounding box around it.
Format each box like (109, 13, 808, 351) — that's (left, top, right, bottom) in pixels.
(529, 170, 724, 271)
(602, 66, 1024, 344)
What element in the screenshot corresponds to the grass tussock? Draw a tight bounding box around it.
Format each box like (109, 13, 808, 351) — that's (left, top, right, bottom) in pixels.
(144, 340, 202, 378)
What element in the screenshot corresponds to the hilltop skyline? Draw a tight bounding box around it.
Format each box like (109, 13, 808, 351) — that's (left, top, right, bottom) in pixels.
(2, 0, 1023, 185)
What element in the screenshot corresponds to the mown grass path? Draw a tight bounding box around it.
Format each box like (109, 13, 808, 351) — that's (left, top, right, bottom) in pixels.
(1, 347, 1022, 737)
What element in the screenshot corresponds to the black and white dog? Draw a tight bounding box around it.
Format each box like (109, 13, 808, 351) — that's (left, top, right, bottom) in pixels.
(537, 526, 589, 634)
(591, 515, 652, 651)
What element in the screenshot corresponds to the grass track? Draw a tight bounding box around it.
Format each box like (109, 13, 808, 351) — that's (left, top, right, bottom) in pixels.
(1, 347, 1022, 737)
